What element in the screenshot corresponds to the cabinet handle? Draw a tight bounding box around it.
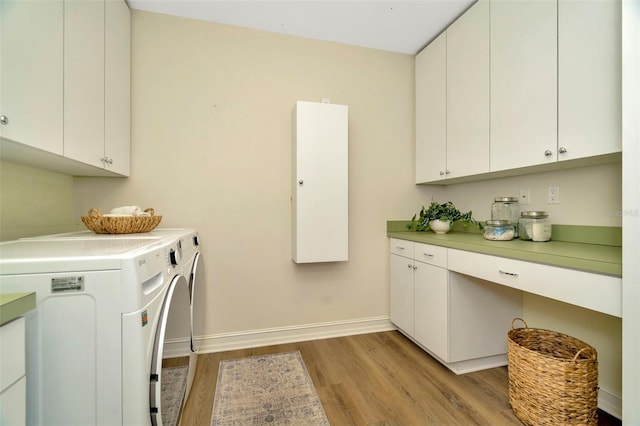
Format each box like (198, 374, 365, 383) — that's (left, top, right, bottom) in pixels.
(499, 269, 519, 277)
(0, 115, 7, 125)
(559, 147, 567, 154)
(422, 252, 434, 257)
(544, 150, 553, 157)
(396, 246, 405, 250)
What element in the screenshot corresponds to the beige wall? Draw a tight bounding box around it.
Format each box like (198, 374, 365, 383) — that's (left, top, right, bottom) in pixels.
(72, 11, 435, 335)
(0, 161, 78, 241)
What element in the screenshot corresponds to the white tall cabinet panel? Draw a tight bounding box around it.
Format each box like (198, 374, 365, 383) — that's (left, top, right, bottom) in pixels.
(415, 32, 446, 183)
(292, 101, 348, 263)
(446, 0, 490, 179)
(0, 0, 63, 154)
(63, 0, 105, 168)
(490, 0, 557, 171)
(558, 0, 622, 161)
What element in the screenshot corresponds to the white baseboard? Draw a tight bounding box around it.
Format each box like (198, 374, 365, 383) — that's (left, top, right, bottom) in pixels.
(598, 387, 622, 420)
(163, 316, 395, 358)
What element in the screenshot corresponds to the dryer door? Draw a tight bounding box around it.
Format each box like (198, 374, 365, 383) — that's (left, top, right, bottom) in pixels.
(149, 274, 189, 426)
(188, 251, 202, 352)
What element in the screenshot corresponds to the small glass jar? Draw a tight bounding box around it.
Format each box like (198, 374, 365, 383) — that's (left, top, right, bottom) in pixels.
(491, 197, 520, 238)
(483, 220, 515, 241)
(519, 211, 552, 241)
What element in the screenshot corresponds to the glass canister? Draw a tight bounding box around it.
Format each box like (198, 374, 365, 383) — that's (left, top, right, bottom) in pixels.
(491, 197, 520, 238)
(483, 220, 515, 241)
(519, 211, 552, 241)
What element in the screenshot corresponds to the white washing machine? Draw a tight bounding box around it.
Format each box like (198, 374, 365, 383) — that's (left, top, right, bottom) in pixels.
(0, 236, 190, 425)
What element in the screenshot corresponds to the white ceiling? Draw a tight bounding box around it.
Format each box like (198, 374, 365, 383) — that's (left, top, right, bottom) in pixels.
(125, 0, 475, 54)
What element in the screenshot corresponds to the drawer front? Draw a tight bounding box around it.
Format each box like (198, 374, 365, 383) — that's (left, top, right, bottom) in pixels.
(389, 238, 414, 258)
(447, 249, 621, 317)
(414, 242, 447, 268)
(0, 317, 26, 391)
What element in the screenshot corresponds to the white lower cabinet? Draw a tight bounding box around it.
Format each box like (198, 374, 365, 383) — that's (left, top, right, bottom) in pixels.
(389, 238, 523, 374)
(0, 317, 26, 425)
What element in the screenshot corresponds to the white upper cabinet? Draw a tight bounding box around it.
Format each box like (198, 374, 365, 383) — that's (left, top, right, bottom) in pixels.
(415, 32, 446, 183)
(0, 0, 130, 177)
(104, 0, 131, 176)
(558, 0, 622, 161)
(0, 0, 64, 154)
(446, 0, 490, 179)
(490, 0, 558, 172)
(63, 0, 106, 169)
(292, 101, 348, 263)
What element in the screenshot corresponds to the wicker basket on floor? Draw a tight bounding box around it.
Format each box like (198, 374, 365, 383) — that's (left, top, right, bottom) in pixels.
(507, 318, 599, 426)
(81, 208, 162, 234)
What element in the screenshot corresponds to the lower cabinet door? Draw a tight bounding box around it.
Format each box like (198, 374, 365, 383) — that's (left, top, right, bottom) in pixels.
(389, 254, 415, 336)
(0, 376, 26, 426)
(414, 261, 449, 361)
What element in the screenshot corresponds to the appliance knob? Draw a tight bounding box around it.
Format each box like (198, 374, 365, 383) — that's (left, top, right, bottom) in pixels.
(169, 249, 179, 266)
(193, 235, 200, 246)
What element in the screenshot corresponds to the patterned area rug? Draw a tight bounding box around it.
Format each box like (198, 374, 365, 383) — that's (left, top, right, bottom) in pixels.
(211, 351, 330, 425)
(162, 365, 188, 426)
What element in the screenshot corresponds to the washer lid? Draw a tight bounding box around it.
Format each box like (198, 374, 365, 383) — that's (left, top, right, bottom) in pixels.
(0, 238, 163, 274)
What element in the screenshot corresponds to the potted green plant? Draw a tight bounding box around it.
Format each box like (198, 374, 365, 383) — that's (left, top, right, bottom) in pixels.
(407, 201, 476, 234)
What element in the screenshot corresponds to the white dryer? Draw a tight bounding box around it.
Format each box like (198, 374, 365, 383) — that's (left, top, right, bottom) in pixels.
(0, 236, 189, 425)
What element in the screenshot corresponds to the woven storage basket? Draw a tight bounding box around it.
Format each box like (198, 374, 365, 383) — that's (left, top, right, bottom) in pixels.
(507, 318, 599, 426)
(81, 208, 162, 234)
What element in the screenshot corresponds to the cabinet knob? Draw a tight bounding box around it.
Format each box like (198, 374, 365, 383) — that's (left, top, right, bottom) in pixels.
(445, 170, 450, 175)
(559, 147, 567, 154)
(544, 150, 553, 157)
(0, 115, 7, 125)
(439, 171, 445, 176)
(298, 179, 304, 185)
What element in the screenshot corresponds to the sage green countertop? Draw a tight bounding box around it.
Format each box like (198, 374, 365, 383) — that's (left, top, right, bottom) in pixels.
(387, 222, 622, 277)
(0, 292, 36, 326)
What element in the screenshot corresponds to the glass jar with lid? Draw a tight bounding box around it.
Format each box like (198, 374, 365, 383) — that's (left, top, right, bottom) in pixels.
(483, 220, 515, 241)
(519, 211, 552, 241)
(491, 197, 520, 237)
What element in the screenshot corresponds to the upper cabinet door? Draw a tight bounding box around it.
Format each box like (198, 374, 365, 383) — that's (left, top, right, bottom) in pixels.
(105, 0, 131, 176)
(0, 0, 63, 154)
(63, 0, 105, 169)
(446, 0, 490, 179)
(490, 0, 557, 172)
(292, 101, 349, 263)
(558, 0, 622, 161)
(415, 32, 447, 183)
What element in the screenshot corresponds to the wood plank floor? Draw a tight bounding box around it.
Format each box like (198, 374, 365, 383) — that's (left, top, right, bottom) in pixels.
(172, 331, 621, 426)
